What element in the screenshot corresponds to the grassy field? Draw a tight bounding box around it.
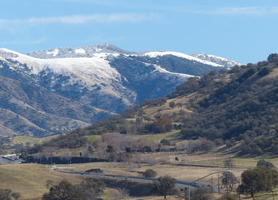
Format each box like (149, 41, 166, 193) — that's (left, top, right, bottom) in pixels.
(133, 130, 180, 143)
(0, 164, 80, 200)
(1, 152, 278, 200)
(11, 135, 57, 146)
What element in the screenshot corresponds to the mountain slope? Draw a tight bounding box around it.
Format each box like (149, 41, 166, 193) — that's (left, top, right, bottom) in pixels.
(191, 53, 241, 69)
(0, 45, 239, 136)
(45, 54, 278, 155)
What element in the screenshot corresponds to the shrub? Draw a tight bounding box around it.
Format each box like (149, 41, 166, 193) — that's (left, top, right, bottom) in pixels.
(0, 189, 21, 200)
(160, 139, 170, 146)
(143, 169, 157, 178)
(256, 160, 276, 169)
(191, 188, 213, 200)
(267, 53, 278, 63)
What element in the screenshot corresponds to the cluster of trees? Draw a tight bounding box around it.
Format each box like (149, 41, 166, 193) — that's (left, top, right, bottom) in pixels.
(177, 55, 278, 155)
(43, 178, 104, 200)
(144, 115, 173, 133)
(175, 137, 215, 153)
(238, 160, 278, 199)
(80, 133, 159, 161)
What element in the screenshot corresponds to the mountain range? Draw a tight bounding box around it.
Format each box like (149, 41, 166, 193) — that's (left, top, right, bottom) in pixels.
(0, 44, 240, 136)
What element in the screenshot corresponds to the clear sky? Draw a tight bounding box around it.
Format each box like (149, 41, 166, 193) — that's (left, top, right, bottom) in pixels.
(1, 0, 278, 63)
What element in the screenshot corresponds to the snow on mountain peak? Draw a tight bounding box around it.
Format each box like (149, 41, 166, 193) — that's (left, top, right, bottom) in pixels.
(46, 48, 59, 57)
(28, 44, 130, 59)
(192, 53, 241, 69)
(75, 48, 86, 54)
(0, 46, 241, 94)
(144, 51, 222, 67)
(0, 48, 122, 88)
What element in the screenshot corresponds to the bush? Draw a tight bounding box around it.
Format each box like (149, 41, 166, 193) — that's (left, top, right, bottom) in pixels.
(256, 160, 276, 169)
(143, 169, 157, 178)
(267, 53, 278, 63)
(160, 139, 170, 146)
(0, 189, 21, 200)
(191, 188, 213, 200)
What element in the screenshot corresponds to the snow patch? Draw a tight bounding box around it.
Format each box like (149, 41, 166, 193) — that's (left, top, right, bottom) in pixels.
(75, 48, 86, 54)
(0, 48, 122, 88)
(192, 53, 241, 69)
(144, 51, 222, 67)
(46, 48, 59, 57)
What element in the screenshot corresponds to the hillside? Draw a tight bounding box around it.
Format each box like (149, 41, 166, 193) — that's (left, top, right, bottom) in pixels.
(0, 45, 238, 136)
(34, 54, 278, 156)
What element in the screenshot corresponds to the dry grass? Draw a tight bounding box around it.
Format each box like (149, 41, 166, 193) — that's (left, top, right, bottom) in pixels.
(0, 164, 80, 200)
(264, 67, 278, 79)
(1, 152, 278, 200)
(11, 135, 57, 146)
(133, 131, 180, 143)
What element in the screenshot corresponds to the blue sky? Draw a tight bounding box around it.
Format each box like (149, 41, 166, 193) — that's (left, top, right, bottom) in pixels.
(1, 0, 278, 63)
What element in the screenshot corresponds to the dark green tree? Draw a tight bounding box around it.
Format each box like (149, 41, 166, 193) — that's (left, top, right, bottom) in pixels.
(256, 160, 276, 169)
(238, 167, 278, 199)
(106, 145, 114, 153)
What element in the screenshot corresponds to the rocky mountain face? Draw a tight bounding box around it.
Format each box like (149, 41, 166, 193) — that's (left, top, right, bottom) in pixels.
(0, 45, 240, 136)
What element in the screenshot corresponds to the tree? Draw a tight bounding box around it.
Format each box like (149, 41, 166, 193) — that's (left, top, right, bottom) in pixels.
(267, 53, 278, 63)
(221, 171, 238, 192)
(169, 102, 176, 108)
(143, 169, 157, 178)
(155, 176, 176, 199)
(160, 139, 170, 146)
(80, 178, 104, 198)
(42, 179, 103, 200)
(106, 145, 115, 153)
(238, 167, 278, 199)
(256, 160, 276, 169)
(0, 189, 21, 200)
(43, 180, 86, 200)
(224, 159, 234, 169)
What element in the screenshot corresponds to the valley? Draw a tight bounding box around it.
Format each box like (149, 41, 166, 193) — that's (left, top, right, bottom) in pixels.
(1, 1, 277, 200)
(2, 53, 276, 200)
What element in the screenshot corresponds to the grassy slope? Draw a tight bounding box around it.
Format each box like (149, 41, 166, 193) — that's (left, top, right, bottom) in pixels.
(12, 135, 57, 146)
(0, 164, 80, 200)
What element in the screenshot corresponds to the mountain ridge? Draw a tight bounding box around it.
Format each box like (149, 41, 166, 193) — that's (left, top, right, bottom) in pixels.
(0, 45, 240, 136)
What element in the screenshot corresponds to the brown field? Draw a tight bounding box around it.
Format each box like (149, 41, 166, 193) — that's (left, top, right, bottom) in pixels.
(1, 152, 278, 200)
(0, 164, 80, 200)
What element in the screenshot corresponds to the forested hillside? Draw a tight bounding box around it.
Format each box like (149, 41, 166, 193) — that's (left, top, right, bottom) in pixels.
(30, 54, 278, 156)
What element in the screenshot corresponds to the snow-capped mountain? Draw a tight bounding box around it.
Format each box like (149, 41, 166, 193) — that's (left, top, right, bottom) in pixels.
(191, 53, 241, 69)
(28, 44, 131, 59)
(0, 45, 240, 136)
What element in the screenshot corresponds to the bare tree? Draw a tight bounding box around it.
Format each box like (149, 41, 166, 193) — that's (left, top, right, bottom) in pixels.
(221, 171, 238, 192)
